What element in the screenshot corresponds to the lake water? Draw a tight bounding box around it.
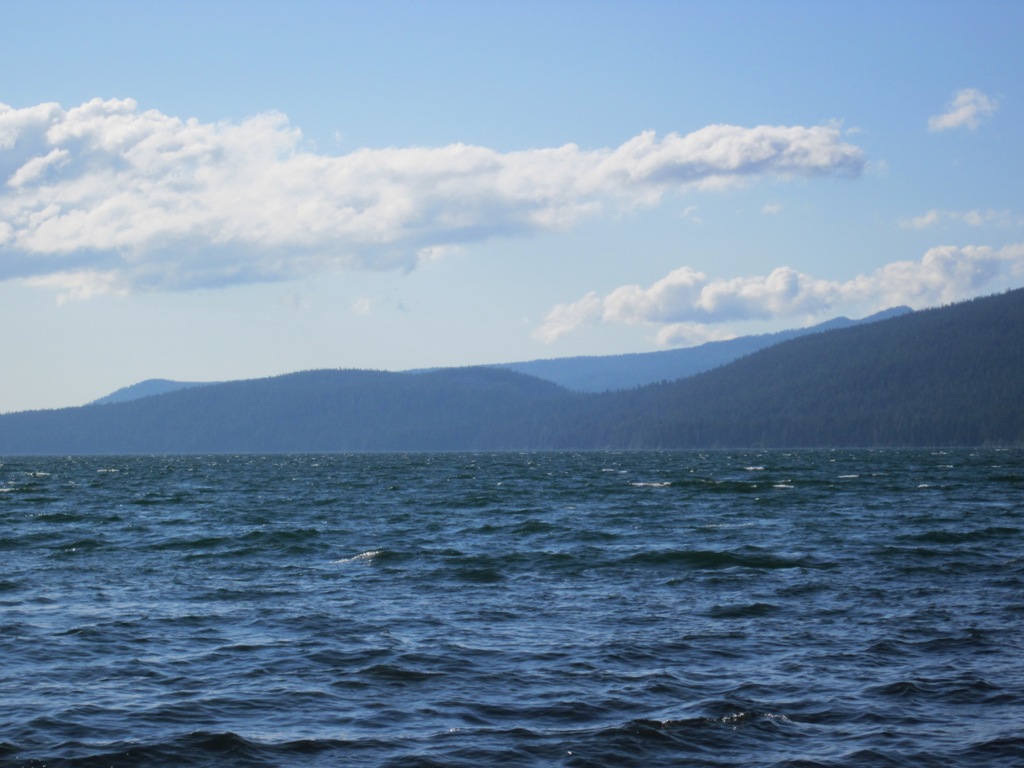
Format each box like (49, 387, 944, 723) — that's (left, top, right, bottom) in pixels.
(2, 450, 1023, 766)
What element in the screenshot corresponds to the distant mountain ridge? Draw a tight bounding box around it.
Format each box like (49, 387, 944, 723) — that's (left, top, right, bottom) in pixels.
(0, 290, 1019, 453)
(90, 379, 214, 406)
(87, 307, 911, 406)
(498, 306, 911, 391)
(576, 290, 1024, 448)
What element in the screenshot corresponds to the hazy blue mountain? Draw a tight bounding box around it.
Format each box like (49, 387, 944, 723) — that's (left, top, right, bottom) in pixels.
(87, 309, 909, 406)
(574, 290, 1024, 448)
(0, 292, 1019, 453)
(497, 306, 911, 391)
(0, 368, 577, 454)
(90, 379, 214, 405)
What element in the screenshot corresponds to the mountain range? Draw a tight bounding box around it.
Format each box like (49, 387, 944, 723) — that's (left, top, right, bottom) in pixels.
(90, 306, 909, 406)
(496, 306, 911, 391)
(1, 290, 1021, 453)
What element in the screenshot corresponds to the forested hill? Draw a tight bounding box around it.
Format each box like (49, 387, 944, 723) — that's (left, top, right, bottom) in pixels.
(89, 379, 213, 406)
(574, 288, 1024, 448)
(81, 308, 911, 405)
(498, 306, 910, 392)
(0, 368, 578, 454)
(0, 289, 1021, 453)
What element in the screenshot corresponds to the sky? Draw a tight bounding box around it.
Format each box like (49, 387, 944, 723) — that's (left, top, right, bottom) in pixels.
(1, 0, 1022, 412)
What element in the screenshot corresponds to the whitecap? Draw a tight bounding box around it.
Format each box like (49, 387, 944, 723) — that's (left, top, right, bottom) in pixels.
(719, 711, 792, 725)
(331, 550, 383, 565)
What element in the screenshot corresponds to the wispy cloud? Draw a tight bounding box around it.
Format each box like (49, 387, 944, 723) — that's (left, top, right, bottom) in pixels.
(928, 88, 998, 132)
(534, 243, 1024, 344)
(900, 209, 1023, 229)
(679, 205, 702, 223)
(1, 98, 865, 297)
(655, 322, 739, 347)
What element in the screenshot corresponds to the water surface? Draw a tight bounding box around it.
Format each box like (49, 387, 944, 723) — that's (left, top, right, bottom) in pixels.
(2, 450, 1022, 766)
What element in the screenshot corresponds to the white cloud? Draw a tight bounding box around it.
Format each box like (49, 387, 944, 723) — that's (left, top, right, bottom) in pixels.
(901, 209, 1023, 229)
(23, 269, 129, 304)
(928, 88, 998, 132)
(762, 202, 783, 215)
(535, 243, 1024, 344)
(901, 210, 944, 229)
(7, 147, 69, 187)
(679, 205, 701, 223)
(0, 98, 865, 296)
(655, 322, 738, 347)
(531, 291, 603, 343)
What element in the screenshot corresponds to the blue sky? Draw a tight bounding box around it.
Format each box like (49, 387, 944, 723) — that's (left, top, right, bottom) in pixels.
(1, 1, 1022, 412)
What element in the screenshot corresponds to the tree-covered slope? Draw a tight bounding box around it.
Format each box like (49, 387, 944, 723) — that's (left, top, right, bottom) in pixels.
(0, 368, 580, 454)
(86, 308, 911, 406)
(88, 379, 214, 405)
(581, 289, 1024, 448)
(0, 290, 1020, 453)
(498, 306, 910, 392)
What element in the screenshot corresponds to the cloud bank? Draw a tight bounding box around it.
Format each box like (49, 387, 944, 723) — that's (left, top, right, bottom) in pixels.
(900, 208, 1023, 229)
(0, 98, 864, 295)
(928, 88, 998, 132)
(535, 243, 1024, 345)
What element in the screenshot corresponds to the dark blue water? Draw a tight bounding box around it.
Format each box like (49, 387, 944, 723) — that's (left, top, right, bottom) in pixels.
(2, 450, 1022, 766)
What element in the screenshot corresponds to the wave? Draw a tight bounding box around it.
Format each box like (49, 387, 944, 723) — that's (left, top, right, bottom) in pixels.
(623, 548, 832, 571)
(331, 549, 384, 565)
(3, 449, 1022, 768)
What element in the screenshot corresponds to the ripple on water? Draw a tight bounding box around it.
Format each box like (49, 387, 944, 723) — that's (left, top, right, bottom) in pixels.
(0, 450, 1022, 767)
